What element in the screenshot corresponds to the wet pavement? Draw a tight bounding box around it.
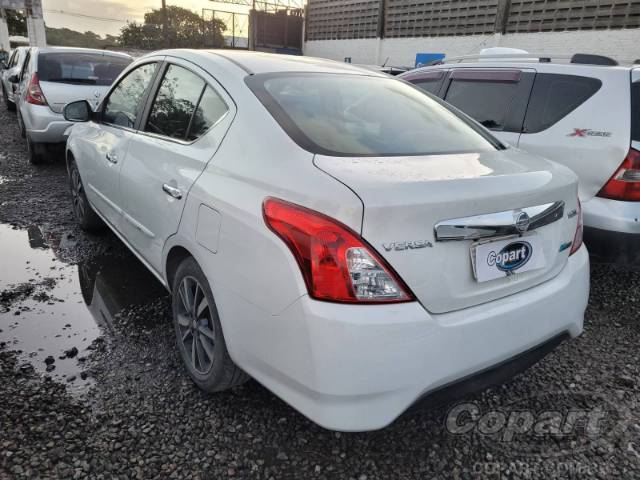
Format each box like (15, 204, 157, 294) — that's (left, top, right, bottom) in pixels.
(0, 223, 167, 393)
(1, 102, 640, 479)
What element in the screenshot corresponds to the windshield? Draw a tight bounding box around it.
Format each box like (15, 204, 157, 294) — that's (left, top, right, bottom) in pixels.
(246, 73, 501, 157)
(38, 52, 131, 86)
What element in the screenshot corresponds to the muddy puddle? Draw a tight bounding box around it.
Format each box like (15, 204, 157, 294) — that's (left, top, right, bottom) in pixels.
(0, 224, 167, 394)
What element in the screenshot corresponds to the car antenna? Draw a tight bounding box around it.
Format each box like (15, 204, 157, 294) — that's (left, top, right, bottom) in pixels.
(381, 57, 389, 67)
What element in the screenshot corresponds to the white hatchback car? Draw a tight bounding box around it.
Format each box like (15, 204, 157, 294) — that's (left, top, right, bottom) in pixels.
(401, 52, 640, 265)
(64, 50, 589, 431)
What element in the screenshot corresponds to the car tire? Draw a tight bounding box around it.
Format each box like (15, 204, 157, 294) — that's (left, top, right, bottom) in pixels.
(172, 257, 249, 392)
(26, 135, 43, 165)
(2, 86, 15, 112)
(68, 159, 103, 232)
(16, 110, 26, 138)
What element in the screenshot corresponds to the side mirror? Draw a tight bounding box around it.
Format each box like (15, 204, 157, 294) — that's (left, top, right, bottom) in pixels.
(64, 100, 92, 123)
(8, 74, 19, 83)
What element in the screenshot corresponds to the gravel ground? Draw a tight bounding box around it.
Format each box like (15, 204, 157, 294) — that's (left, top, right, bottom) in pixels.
(1, 104, 640, 480)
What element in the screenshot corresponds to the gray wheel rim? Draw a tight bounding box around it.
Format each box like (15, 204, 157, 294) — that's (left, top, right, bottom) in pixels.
(177, 276, 215, 374)
(70, 168, 86, 221)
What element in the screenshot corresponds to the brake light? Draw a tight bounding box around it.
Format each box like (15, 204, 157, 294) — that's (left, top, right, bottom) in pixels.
(26, 73, 47, 106)
(263, 198, 414, 304)
(596, 148, 640, 201)
(570, 198, 583, 255)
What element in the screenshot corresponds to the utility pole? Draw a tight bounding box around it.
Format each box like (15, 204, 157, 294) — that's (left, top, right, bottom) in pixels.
(162, 0, 169, 48)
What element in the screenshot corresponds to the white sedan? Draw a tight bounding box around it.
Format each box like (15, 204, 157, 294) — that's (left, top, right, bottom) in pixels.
(63, 50, 589, 432)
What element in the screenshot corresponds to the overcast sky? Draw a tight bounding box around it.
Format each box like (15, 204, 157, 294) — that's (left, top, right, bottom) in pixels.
(42, 0, 253, 37)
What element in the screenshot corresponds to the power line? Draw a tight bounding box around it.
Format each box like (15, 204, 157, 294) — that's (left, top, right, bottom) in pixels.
(43, 9, 131, 24)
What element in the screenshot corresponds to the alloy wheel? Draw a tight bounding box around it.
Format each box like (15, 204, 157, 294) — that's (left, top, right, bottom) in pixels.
(176, 276, 216, 374)
(70, 168, 86, 221)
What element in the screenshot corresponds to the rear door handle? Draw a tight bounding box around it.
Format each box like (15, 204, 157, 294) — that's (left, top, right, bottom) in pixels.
(105, 151, 118, 164)
(162, 183, 182, 199)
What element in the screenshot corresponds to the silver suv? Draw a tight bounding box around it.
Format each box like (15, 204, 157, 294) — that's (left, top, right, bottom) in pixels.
(12, 47, 132, 164)
(401, 52, 640, 265)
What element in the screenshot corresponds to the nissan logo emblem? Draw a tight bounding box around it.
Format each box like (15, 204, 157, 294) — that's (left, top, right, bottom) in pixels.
(515, 212, 530, 233)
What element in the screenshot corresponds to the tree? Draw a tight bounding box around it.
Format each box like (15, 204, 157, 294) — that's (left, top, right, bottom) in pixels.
(45, 27, 118, 49)
(120, 6, 226, 50)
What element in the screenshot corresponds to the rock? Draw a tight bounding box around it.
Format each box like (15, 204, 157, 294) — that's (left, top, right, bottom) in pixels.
(45, 355, 55, 365)
(64, 347, 79, 358)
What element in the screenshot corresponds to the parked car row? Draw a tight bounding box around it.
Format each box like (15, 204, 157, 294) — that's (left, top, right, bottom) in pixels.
(4, 47, 631, 433)
(1, 46, 132, 163)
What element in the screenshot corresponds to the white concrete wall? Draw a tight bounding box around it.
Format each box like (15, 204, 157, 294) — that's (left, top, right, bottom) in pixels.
(304, 29, 640, 67)
(0, 13, 9, 52)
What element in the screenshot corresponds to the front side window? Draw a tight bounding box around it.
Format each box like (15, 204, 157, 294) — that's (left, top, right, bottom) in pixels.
(247, 73, 500, 157)
(103, 63, 157, 129)
(523, 74, 602, 134)
(38, 53, 131, 86)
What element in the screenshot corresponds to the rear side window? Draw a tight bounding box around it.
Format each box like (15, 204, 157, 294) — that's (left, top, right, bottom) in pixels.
(145, 65, 205, 140)
(145, 65, 228, 142)
(38, 52, 131, 86)
(103, 63, 157, 129)
(187, 87, 229, 141)
(523, 74, 602, 134)
(632, 81, 639, 142)
(246, 73, 501, 157)
(444, 71, 523, 131)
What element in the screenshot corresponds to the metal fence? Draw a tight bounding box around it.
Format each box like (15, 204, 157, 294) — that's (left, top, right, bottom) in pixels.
(305, 0, 640, 40)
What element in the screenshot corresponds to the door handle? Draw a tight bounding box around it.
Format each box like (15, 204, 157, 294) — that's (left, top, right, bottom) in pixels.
(105, 151, 118, 164)
(162, 183, 182, 199)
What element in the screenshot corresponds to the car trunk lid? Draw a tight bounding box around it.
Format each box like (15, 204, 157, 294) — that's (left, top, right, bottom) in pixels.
(40, 83, 110, 113)
(315, 148, 580, 314)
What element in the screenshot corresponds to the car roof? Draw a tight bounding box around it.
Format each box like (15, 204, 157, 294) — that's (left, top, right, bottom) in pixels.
(35, 47, 132, 59)
(160, 49, 386, 76)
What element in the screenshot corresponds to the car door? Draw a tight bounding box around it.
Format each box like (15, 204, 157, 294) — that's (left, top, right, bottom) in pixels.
(78, 61, 161, 229)
(118, 59, 235, 273)
(441, 68, 535, 147)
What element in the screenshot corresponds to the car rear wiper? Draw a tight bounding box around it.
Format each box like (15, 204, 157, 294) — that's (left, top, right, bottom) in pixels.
(46, 78, 97, 84)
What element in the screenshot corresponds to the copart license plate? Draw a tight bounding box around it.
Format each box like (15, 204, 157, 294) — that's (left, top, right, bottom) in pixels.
(471, 235, 546, 283)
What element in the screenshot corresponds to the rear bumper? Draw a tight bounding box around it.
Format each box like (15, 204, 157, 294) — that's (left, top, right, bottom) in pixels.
(584, 226, 640, 265)
(23, 104, 71, 144)
(583, 196, 640, 234)
(582, 197, 640, 264)
(228, 245, 589, 431)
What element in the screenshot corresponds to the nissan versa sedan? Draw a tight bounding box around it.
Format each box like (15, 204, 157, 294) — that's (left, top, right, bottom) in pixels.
(12, 47, 132, 163)
(63, 50, 589, 431)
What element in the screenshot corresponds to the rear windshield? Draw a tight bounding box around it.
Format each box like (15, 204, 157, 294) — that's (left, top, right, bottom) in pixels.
(246, 73, 501, 157)
(38, 52, 131, 86)
(632, 81, 639, 142)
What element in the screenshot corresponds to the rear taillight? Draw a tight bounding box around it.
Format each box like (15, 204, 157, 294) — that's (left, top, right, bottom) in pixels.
(570, 198, 583, 256)
(26, 73, 47, 106)
(596, 148, 640, 201)
(263, 198, 414, 304)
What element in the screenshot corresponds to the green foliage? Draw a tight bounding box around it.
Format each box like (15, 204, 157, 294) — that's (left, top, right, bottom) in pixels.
(45, 27, 119, 49)
(120, 6, 226, 50)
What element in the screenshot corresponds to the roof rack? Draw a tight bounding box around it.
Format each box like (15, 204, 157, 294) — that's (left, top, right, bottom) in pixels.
(441, 53, 620, 66)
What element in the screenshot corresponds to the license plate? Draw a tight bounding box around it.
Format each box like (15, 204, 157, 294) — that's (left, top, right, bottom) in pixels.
(471, 235, 546, 283)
